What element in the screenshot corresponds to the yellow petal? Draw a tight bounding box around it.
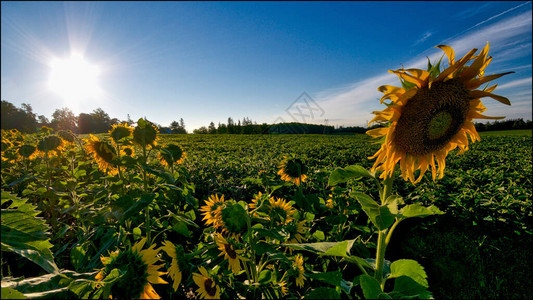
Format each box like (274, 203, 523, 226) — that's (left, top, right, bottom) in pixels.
(469, 90, 511, 105)
(436, 48, 477, 82)
(465, 72, 513, 90)
(436, 45, 455, 65)
(366, 127, 389, 138)
(460, 42, 490, 81)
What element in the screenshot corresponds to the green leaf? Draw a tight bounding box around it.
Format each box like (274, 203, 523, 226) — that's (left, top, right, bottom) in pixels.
(390, 276, 433, 299)
(258, 270, 272, 284)
(121, 193, 156, 221)
(1, 288, 26, 299)
(1, 190, 58, 273)
(399, 204, 444, 220)
(307, 271, 353, 294)
(70, 245, 87, 270)
(389, 259, 428, 288)
(328, 165, 374, 186)
(283, 239, 355, 258)
(304, 287, 341, 299)
(2, 270, 97, 299)
(352, 192, 396, 230)
(360, 275, 390, 299)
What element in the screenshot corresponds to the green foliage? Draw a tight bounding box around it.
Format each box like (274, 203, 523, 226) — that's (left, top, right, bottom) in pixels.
(1, 190, 58, 273)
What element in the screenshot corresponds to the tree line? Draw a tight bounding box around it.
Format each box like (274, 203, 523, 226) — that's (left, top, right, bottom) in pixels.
(2, 100, 531, 135)
(1, 100, 188, 134)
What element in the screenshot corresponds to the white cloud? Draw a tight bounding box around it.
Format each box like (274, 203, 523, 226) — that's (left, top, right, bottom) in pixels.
(315, 8, 532, 127)
(497, 77, 532, 90)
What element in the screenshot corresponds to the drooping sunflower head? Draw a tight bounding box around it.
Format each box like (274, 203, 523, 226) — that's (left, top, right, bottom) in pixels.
(95, 238, 167, 299)
(133, 118, 159, 148)
(160, 240, 185, 291)
(158, 144, 186, 167)
(278, 156, 308, 185)
(289, 254, 306, 288)
(268, 197, 296, 226)
(367, 42, 512, 184)
(248, 191, 270, 217)
(18, 144, 38, 160)
(285, 220, 308, 244)
(36, 135, 64, 157)
(110, 122, 133, 144)
(83, 134, 118, 175)
(220, 202, 249, 235)
(192, 266, 221, 299)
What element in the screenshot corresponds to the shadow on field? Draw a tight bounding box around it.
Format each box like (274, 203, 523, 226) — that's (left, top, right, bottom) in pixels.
(387, 214, 533, 299)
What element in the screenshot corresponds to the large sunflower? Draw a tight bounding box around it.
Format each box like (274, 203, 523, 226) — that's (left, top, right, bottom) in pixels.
(278, 156, 308, 185)
(367, 42, 512, 184)
(192, 266, 221, 299)
(95, 238, 168, 299)
(158, 144, 186, 167)
(84, 134, 119, 175)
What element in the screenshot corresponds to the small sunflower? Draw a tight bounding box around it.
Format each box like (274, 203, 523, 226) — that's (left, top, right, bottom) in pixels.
(18, 144, 38, 160)
(286, 220, 308, 244)
(160, 240, 183, 291)
(95, 238, 168, 299)
(278, 280, 289, 297)
(109, 122, 133, 144)
(199, 194, 226, 229)
(83, 134, 119, 175)
(158, 144, 186, 167)
(268, 197, 296, 225)
(121, 145, 136, 157)
(248, 192, 269, 217)
(367, 42, 512, 184)
(36, 135, 64, 157)
(214, 233, 245, 273)
(133, 118, 159, 148)
(292, 254, 306, 288)
(278, 156, 308, 185)
(192, 266, 221, 299)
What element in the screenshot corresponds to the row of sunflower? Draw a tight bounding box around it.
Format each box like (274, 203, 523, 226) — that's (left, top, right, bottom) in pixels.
(2, 43, 513, 299)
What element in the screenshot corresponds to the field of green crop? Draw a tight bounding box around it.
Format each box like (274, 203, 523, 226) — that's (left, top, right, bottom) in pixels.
(1, 126, 531, 299)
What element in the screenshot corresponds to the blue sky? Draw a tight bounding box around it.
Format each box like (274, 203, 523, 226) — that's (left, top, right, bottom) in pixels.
(1, 1, 531, 131)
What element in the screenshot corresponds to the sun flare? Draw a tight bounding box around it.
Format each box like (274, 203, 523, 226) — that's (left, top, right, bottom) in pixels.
(48, 53, 100, 103)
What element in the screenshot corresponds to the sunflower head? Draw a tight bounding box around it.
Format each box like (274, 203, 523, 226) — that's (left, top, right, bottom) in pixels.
(158, 144, 186, 167)
(133, 118, 159, 148)
(367, 42, 512, 184)
(37, 135, 63, 156)
(193, 266, 221, 299)
(57, 130, 76, 144)
(220, 203, 249, 235)
(18, 145, 37, 160)
(121, 145, 135, 157)
(268, 197, 296, 225)
(214, 233, 244, 273)
(84, 134, 118, 175)
(110, 123, 133, 144)
(95, 238, 167, 299)
(160, 240, 185, 291)
(278, 156, 308, 185)
(199, 194, 226, 228)
(289, 254, 306, 288)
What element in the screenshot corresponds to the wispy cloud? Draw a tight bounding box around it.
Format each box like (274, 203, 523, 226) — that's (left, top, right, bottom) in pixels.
(497, 77, 532, 90)
(412, 31, 433, 46)
(315, 7, 532, 126)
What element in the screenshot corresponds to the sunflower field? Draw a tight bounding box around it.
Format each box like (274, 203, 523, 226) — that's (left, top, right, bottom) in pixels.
(2, 44, 532, 299)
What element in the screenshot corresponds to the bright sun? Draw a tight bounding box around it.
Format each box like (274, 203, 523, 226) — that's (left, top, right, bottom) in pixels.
(48, 53, 100, 103)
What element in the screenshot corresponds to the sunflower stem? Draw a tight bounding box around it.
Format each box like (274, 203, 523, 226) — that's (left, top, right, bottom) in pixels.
(374, 175, 394, 287)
